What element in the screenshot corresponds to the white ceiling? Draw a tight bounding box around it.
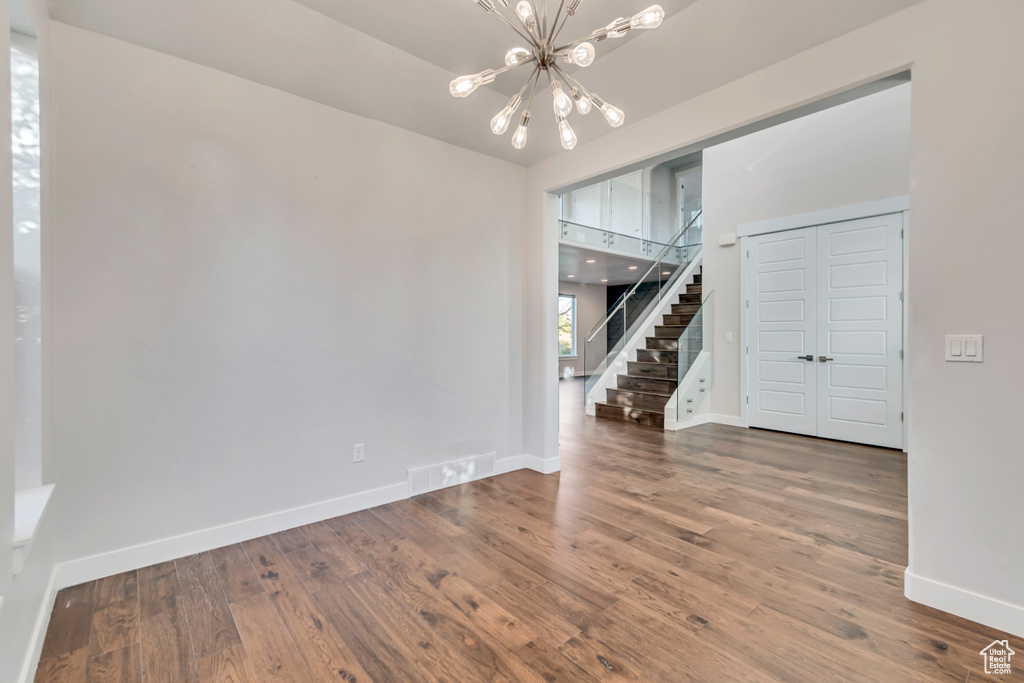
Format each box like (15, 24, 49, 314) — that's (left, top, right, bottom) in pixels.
(559, 243, 664, 286)
(45, 0, 925, 166)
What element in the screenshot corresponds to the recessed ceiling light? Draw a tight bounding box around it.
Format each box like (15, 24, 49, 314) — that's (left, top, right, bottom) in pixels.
(662, 271, 670, 275)
(586, 259, 596, 264)
(568, 274, 575, 278)
(601, 279, 608, 282)
(628, 266, 638, 270)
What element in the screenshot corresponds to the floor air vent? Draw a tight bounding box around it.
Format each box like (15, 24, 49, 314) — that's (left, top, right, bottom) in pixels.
(408, 453, 496, 496)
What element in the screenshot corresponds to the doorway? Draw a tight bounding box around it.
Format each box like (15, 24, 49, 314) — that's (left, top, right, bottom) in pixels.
(745, 212, 905, 449)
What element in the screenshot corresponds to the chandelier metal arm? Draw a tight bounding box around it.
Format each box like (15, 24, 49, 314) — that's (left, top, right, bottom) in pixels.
(494, 55, 537, 78)
(517, 65, 541, 100)
(550, 0, 582, 43)
(551, 63, 589, 99)
(547, 0, 567, 42)
(554, 27, 613, 53)
(524, 67, 542, 113)
(492, 10, 538, 46)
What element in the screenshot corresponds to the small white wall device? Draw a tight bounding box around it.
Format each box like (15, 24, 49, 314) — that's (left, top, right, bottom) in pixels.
(945, 335, 983, 362)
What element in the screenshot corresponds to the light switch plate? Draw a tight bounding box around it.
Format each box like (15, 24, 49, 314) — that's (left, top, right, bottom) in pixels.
(945, 335, 983, 362)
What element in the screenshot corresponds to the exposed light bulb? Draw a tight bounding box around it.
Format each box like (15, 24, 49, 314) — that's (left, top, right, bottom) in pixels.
(563, 42, 596, 67)
(605, 18, 629, 38)
(511, 112, 530, 149)
(558, 118, 578, 150)
(551, 81, 574, 118)
(572, 88, 592, 115)
(631, 5, 665, 29)
(512, 124, 529, 149)
(515, 1, 538, 33)
(599, 101, 625, 127)
(449, 70, 495, 98)
(490, 95, 522, 135)
(491, 108, 514, 135)
(505, 47, 532, 66)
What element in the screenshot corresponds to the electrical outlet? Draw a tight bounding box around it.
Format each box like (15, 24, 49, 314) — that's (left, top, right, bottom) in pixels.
(353, 443, 365, 463)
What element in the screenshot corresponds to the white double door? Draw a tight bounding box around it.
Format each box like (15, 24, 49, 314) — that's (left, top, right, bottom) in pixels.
(747, 214, 903, 448)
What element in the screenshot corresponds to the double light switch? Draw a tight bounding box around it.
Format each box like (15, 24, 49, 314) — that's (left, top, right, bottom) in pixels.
(945, 335, 984, 362)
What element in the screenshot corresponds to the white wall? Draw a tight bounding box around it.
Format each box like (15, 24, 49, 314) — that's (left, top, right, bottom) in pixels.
(556, 280, 606, 378)
(50, 23, 526, 570)
(646, 164, 675, 244)
(703, 83, 911, 417)
(524, 0, 1024, 638)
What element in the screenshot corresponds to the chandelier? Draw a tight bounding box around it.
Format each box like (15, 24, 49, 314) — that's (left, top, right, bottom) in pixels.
(450, 1, 665, 151)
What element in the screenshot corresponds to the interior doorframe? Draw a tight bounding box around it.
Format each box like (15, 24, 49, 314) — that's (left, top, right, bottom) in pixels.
(738, 196, 910, 451)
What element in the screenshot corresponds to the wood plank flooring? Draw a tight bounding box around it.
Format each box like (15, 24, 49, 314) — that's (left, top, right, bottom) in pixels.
(35, 379, 1022, 681)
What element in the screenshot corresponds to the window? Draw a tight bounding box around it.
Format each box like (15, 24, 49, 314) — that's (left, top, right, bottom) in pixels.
(12, 35, 41, 491)
(558, 294, 576, 357)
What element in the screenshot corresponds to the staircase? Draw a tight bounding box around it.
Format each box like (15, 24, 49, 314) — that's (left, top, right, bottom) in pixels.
(595, 269, 702, 428)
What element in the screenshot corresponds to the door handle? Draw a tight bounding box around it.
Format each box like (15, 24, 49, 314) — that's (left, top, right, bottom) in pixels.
(818, 356, 834, 362)
(797, 355, 814, 361)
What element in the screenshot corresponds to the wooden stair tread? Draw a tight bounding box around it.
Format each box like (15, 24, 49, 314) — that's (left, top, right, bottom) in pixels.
(597, 270, 703, 430)
(595, 402, 664, 415)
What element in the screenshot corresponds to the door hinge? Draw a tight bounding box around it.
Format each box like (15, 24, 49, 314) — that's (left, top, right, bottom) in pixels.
(746, 250, 750, 258)
(901, 412, 904, 422)
(899, 349, 904, 359)
(746, 345, 749, 354)
(900, 229, 904, 239)
(899, 291, 904, 301)
(747, 396, 750, 404)
(746, 299, 750, 309)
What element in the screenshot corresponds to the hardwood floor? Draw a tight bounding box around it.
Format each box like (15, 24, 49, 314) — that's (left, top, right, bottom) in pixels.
(35, 379, 1021, 682)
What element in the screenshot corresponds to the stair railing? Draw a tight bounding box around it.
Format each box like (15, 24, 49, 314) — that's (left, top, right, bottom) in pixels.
(674, 291, 714, 423)
(581, 209, 702, 403)
(585, 209, 702, 345)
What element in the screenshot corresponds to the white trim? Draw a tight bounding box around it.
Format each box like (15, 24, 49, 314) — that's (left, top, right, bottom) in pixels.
(13, 484, 55, 575)
(17, 565, 59, 683)
(665, 413, 713, 431)
(56, 481, 408, 589)
(902, 210, 910, 452)
(711, 414, 747, 427)
(55, 454, 536, 589)
(905, 568, 1024, 639)
(664, 413, 747, 431)
(737, 197, 910, 237)
(739, 238, 750, 426)
(524, 454, 561, 474)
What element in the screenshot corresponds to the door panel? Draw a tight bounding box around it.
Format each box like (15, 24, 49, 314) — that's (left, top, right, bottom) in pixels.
(816, 214, 903, 448)
(748, 227, 817, 436)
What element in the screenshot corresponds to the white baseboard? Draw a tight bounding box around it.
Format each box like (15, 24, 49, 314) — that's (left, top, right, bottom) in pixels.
(17, 565, 59, 683)
(56, 481, 410, 589)
(665, 414, 748, 431)
(494, 454, 524, 474)
(711, 413, 747, 427)
(665, 413, 713, 431)
(905, 568, 1024, 639)
(56, 454, 533, 590)
(524, 454, 561, 474)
